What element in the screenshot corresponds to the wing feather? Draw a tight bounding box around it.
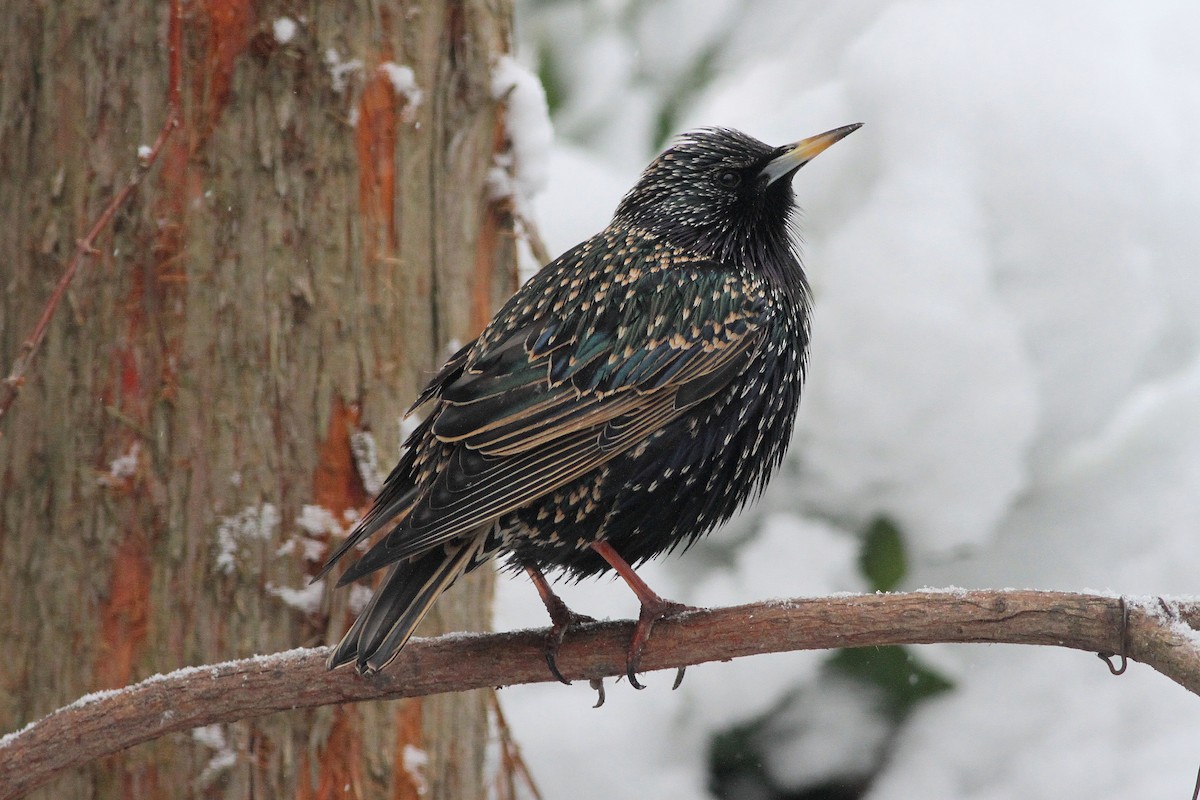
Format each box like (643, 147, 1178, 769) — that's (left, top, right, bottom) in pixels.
(334, 262, 771, 582)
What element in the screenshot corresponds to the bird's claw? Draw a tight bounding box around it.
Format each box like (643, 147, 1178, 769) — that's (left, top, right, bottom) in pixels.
(590, 678, 606, 708)
(526, 565, 597, 685)
(545, 651, 571, 685)
(624, 598, 695, 689)
(543, 607, 596, 685)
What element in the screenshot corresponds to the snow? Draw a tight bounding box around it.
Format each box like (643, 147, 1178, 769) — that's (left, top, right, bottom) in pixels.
(267, 580, 325, 614)
(349, 430, 384, 496)
(271, 506, 333, 563)
(401, 744, 429, 796)
(760, 677, 891, 788)
(0, 688, 125, 750)
(489, 55, 554, 214)
(499, 1, 1200, 798)
(104, 441, 140, 482)
(35, 1, 1186, 795)
(378, 62, 422, 110)
(493, 514, 863, 797)
(398, 415, 421, 446)
(323, 49, 363, 94)
(0, 648, 320, 753)
(191, 724, 226, 751)
(199, 748, 237, 780)
(193, 724, 237, 784)
(215, 503, 281, 574)
(866, 646, 1194, 800)
(272, 17, 296, 45)
(296, 504, 343, 538)
(530, 145, 629, 256)
(348, 584, 374, 615)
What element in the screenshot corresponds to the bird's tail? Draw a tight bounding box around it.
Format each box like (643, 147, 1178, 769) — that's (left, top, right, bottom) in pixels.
(326, 535, 486, 674)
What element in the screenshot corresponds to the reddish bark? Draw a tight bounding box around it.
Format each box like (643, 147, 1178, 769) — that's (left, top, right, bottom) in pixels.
(356, 68, 402, 271)
(391, 700, 426, 800)
(92, 529, 153, 691)
(312, 397, 369, 526)
(313, 706, 365, 800)
(197, 0, 255, 146)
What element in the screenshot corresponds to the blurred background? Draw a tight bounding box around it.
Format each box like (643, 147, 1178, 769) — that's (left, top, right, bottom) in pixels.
(493, 1, 1200, 797)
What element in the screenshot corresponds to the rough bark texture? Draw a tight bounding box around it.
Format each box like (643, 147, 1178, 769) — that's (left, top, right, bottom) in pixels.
(4, 590, 1199, 799)
(0, 1, 516, 798)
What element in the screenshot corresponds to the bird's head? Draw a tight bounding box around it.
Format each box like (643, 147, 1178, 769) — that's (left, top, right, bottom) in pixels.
(612, 124, 861, 270)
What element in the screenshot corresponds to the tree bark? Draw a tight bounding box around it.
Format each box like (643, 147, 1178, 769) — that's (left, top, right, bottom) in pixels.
(0, 1, 516, 798)
(3, 590, 1199, 799)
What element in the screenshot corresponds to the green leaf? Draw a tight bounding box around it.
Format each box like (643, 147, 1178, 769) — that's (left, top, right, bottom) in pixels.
(827, 646, 954, 721)
(708, 717, 772, 796)
(858, 517, 907, 592)
(535, 45, 565, 116)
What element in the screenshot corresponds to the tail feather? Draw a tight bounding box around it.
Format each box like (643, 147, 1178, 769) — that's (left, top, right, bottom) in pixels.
(326, 535, 486, 674)
(314, 485, 420, 583)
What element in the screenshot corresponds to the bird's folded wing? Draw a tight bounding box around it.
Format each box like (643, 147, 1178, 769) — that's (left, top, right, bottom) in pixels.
(338, 265, 769, 580)
(315, 344, 476, 580)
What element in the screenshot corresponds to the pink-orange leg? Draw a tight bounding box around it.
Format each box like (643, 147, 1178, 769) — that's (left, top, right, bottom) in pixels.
(591, 541, 695, 689)
(525, 565, 595, 685)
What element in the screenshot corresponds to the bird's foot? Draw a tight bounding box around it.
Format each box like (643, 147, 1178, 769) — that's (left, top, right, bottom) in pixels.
(526, 565, 594, 685)
(626, 596, 697, 690)
(543, 598, 597, 685)
(587, 541, 696, 690)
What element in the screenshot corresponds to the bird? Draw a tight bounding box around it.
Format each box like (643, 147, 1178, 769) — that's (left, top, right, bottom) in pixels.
(319, 122, 861, 686)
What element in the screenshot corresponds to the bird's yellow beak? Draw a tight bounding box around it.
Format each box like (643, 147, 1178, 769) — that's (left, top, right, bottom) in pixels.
(761, 123, 863, 185)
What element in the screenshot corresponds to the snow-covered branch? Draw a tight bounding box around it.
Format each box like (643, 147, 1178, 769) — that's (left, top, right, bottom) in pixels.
(2, 589, 1197, 799)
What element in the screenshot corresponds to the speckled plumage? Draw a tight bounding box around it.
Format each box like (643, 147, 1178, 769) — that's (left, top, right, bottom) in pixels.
(321, 124, 861, 675)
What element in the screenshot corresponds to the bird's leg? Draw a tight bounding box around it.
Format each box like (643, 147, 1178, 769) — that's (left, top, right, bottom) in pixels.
(525, 565, 595, 685)
(590, 541, 695, 690)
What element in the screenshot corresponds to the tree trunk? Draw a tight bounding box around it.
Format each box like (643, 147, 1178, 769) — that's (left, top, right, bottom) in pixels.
(0, 1, 517, 797)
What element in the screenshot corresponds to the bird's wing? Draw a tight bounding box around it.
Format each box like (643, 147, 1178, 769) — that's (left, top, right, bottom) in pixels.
(336, 263, 769, 582)
(315, 341, 476, 579)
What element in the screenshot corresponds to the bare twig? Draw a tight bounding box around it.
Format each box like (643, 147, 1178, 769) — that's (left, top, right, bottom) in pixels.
(1, 590, 1198, 799)
(0, 0, 183, 431)
(488, 690, 546, 800)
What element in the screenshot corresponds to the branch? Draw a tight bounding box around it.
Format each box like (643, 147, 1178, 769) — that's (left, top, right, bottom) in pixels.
(2, 590, 1198, 798)
(0, 0, 183, 431)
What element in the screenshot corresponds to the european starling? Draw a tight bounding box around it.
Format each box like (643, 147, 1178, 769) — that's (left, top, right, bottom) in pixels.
(320, 123, 861, 684)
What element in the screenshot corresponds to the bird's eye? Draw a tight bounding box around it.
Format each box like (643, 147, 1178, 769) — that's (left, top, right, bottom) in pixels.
(717, 170, 741, 188)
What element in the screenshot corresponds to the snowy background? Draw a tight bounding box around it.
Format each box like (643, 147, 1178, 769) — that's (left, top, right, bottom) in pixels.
(490, 2, 1200, 798)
